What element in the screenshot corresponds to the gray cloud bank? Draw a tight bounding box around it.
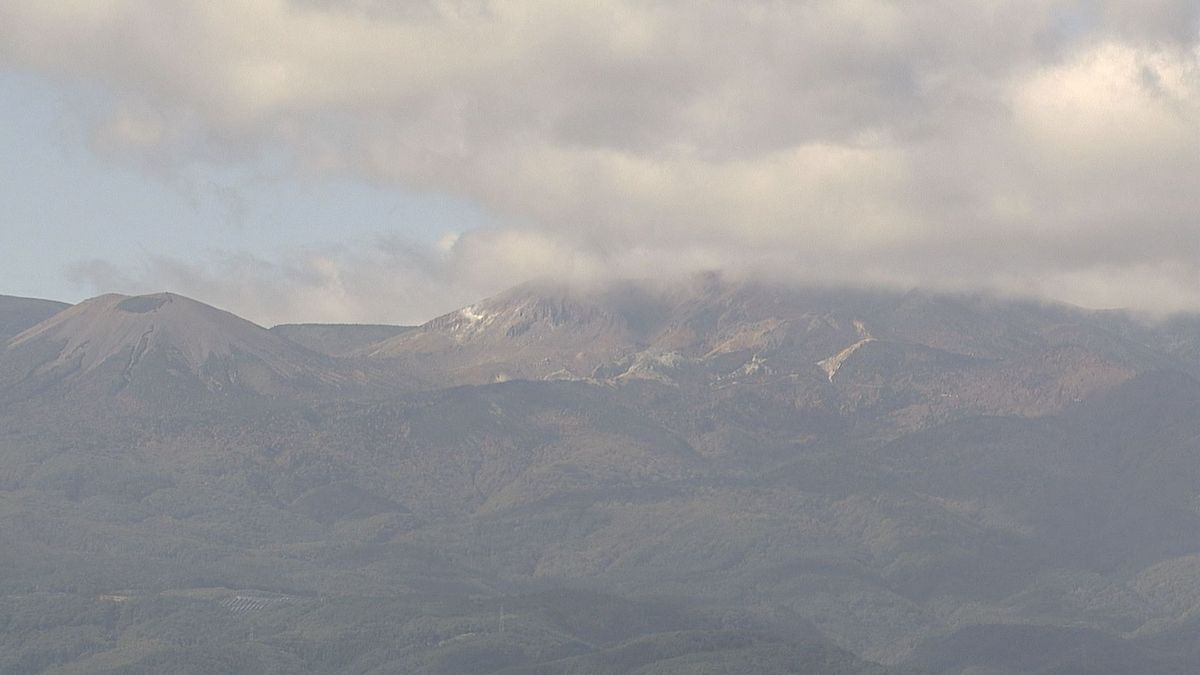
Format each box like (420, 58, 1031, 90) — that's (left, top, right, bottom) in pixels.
(4, 0, 1200, 322)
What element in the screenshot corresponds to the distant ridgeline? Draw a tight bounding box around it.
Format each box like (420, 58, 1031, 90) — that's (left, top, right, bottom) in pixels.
(0, 278, 1198, 673)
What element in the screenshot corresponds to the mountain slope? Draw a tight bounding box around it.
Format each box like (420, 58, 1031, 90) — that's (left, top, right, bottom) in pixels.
(0, 292, 357, 412)
(0, 294, 69, 342)
(269, 322, 413, 357)
(361, 279, 668, 383)
(361, 277, 1186, 430)
(2, 280, 1200, 672)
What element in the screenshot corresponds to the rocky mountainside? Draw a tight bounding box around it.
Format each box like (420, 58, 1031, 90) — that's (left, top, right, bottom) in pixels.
(360, 278, 668, 383)
(1, 279, 1198, 673)
(363, 276, 1186, 431)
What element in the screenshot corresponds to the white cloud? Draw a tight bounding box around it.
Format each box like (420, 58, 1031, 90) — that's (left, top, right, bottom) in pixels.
(5, 0, 1200, 318)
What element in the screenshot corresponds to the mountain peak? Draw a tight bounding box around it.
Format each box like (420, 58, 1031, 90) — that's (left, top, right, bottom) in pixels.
(9, 292, 282, 375)
(350, 278, 1194, 414)
(358, 279, 671, 384)
(2, 292, 346, 406)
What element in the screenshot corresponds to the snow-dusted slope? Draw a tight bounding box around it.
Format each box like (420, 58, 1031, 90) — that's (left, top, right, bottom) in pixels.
(359, 281, 661, 383)
(358, 277, 894, 385)
(353, 276, 1187, 423)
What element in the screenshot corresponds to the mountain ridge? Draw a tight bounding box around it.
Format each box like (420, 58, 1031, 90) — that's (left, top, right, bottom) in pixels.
(2, 280, 1200, 672)
(0, 293, 70, 343)
(0, 292, 362, 412)
(347, 278, 1195, 430)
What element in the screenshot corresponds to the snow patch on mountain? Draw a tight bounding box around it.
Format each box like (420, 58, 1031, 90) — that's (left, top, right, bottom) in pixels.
(818, 325, 876, 382)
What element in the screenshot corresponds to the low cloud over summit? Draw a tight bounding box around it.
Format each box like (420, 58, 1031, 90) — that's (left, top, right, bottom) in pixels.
(3, 0, 1199, 322)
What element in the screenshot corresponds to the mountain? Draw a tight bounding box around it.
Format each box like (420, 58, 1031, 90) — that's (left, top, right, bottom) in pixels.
(0, 294, 69, 342)
(270, 322, 413, 356)
(360, 278, 668, 383)
(362, 276, 1179, 431)
(0, 292, 362, 414)
(1100, 311, 1200, 377)
(3, 278, 1200, 673)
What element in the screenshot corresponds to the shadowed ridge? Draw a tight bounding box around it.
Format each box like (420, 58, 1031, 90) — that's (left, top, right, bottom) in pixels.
(0, 294, 71, 343)
(270, 322, 414, 357)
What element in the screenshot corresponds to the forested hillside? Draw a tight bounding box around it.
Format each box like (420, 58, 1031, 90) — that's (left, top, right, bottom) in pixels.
(2, 278, 1198, 673)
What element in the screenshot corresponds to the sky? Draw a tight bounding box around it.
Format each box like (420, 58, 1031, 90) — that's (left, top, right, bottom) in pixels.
(1, 0, 1198, 325)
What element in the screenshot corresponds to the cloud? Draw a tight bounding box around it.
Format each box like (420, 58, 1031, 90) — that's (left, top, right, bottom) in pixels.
(66, 241, 476, 326)
(61, 229, 723, 326)
(5, 0, 1200, 317)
